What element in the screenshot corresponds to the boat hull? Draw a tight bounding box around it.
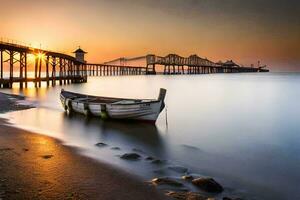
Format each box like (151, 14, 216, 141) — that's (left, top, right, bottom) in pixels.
(60, 90, 165, 123)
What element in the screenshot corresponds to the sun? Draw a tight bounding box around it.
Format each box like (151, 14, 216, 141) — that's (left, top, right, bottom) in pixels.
(37, 52, 45, 59)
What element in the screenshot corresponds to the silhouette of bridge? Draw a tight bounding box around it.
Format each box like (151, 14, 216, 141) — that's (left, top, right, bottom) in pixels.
(0, 40, 268, 88)
(101, 54, 269, 75)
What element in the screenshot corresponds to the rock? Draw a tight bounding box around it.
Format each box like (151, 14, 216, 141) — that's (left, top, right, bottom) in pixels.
(168, 166, 188, 173)
(182, 175, 194, 181)
(111, 147, 120, 150)
(120, 153, 141, 160)
(165, 191, 208, 200)
(192, 178, 223, 193)
(151, 159, 166, 165)
(41, 155, 53, 159)
(95, 142, 108, 147)
(151, 177, 183, 187)
(145, 156, 155, 160)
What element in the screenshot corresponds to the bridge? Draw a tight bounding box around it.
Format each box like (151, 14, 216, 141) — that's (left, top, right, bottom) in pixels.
(99, 54, 268, 75)
(0, 41, 268, 88)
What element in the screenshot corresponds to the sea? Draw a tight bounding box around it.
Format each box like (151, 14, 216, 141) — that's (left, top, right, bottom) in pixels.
(1, 73, 300, 200)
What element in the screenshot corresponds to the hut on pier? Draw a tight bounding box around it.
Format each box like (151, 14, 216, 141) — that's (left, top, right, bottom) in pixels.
(73, 47, 87, 63)
(222, 60, 240, 68)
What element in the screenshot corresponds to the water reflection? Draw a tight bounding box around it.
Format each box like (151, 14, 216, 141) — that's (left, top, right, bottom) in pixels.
(63, 113, 166, 153)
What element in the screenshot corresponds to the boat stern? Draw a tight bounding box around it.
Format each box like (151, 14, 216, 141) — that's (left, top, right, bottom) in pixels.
(158, 88, 167, 112)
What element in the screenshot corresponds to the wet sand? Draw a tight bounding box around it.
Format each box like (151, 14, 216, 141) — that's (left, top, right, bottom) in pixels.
(0, 92, 167, 200)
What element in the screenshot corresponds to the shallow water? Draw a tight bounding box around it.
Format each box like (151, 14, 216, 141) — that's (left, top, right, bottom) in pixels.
(2, 73, 300, 199)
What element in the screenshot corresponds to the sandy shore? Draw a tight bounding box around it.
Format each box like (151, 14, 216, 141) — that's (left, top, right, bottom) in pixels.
(0, 92, 167, 200)
(0, 118, 168, 200)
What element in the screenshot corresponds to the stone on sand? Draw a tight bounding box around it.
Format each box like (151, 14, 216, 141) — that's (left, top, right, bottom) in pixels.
(151, 159, 166, 165)
(120, 153, 141, 160)
(145, 156, 155, 160)
(192, 178, 223, 193)
(95, 142, 108, 147)
(151, 177, 183, 187)
(41, 155, 53, 159)
(111, 147, 120, 150)
(182, 175, 194, 181)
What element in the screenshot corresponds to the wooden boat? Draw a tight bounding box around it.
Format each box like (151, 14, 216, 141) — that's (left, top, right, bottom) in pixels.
(60, 88, 167, 123)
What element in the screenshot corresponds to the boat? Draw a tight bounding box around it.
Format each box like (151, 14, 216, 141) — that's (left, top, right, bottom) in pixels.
(60, 88, 167, 123)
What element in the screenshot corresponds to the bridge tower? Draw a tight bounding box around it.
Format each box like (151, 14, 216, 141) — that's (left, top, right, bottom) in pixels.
(73, 47, 87, 63)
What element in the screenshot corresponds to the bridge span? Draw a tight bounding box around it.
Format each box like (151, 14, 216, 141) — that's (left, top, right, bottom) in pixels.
(101, 54, 269, 75)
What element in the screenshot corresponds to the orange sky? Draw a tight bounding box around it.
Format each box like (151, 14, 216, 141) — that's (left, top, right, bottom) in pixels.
(1, 0, 299, 71)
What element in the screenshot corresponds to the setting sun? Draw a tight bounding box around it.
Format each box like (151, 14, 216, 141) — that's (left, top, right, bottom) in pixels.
(37, 52, 45, 60)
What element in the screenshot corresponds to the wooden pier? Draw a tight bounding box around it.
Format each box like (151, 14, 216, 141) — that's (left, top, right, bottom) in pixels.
(0, 42, 87, 88)
(0, 41, 269, 88)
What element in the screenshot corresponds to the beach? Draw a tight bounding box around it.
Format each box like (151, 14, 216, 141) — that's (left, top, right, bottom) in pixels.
(0, 92, 167, 200)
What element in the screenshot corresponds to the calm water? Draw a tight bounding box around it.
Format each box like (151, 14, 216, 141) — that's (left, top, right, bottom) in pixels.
(2, 73, 300, 199)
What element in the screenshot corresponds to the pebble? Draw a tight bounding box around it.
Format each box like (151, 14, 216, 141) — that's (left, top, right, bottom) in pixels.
(151, 177, 183, 187)
(41, 155, 53, 159)
(95, 142, 108, 147)
(182, 175, 194, 181)
(145, 156, 155, 160)
(151, 159, 166, 165)
(120, 153, 141, 160)
(111, 147, 120, 150)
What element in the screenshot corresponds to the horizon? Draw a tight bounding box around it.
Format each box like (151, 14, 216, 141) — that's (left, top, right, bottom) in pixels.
(0, 0, 299, 72)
